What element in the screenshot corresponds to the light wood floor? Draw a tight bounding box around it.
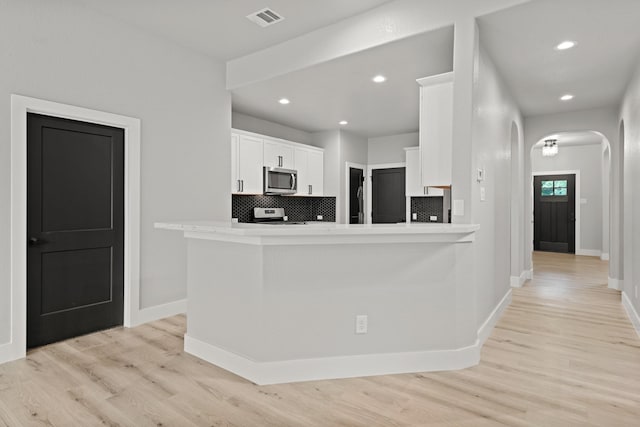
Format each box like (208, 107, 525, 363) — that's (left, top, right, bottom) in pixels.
(1, 252, 639, 426)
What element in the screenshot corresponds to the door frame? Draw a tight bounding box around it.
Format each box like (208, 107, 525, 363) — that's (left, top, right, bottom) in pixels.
(345, 162, 367, 224)
(532, 170, 582, 256)
(366, 162, 405, 225)
(7, 95, 141, 363)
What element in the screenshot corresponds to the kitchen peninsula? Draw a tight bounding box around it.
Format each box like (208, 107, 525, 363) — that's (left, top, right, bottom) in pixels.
(156, 221, 482, 385)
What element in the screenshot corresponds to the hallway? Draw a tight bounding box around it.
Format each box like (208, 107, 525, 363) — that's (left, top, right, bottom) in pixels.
(0, 253, 639, 426)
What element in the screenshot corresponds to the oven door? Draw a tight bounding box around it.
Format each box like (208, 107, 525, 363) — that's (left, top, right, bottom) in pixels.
(264, 167, 297, 195)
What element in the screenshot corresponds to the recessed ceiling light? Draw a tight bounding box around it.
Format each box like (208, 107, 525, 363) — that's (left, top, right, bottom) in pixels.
(560, 94, 574, 101)
(339, 120, 348, 125)
(372, 75, 386, 83)
(556, 41, 576, 51)
(278, 98, 290, 105)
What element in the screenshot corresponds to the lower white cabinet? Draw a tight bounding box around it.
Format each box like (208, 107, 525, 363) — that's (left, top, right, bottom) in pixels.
(295, 147, 324, 196)
(231, 133, 264, 194)
(405, 147, 444, 197)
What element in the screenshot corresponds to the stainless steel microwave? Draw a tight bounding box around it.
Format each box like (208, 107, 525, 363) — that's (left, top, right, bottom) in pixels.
(264, 167, 297, 195)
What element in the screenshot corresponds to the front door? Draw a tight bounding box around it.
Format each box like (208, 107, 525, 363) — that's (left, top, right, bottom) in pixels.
(27, 113, 125, 348)
(372, 167, 406, 224)
(533, 174, 576, 253)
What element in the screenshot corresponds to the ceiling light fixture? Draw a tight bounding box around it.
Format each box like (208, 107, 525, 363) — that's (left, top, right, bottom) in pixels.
(372, 75, 386, 83)
(339, 120, 348, 125)
(560, 94, 574, 101)
(278, 98, 290, 105)
(556, 40, 576, 51)
(542, 139, 559, 157)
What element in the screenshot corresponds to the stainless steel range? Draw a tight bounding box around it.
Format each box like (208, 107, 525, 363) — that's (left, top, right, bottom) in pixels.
(253, 207, 306, 225)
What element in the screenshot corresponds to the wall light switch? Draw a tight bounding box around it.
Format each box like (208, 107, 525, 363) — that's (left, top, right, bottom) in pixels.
(412, 213, 418, 220)
(355, 315, 368, 334)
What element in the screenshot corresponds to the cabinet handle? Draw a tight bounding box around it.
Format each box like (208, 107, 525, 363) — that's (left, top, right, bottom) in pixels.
(424, 187, 428, 195)
(237, 180, 242, 192)
(241, 180, 244, 192)
(279, 155, 283, 167)
(309, 184, 312, 195)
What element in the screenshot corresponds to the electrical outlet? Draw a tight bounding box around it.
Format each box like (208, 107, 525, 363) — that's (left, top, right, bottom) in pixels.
(355, 315, 368, 334)
(412, 213, 417, 221)
(317, 215, 323, 220)
(430, 215, 438, 222)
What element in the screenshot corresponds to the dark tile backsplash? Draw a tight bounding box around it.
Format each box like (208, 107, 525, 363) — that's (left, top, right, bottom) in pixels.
(232, 195, 336, 223)
(410, 197, 444, 223)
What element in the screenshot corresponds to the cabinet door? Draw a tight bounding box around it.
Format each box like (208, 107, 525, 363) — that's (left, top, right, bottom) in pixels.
(237, 135, 264, 194)
(294, 148, 309, 195)
(307, 150, 324, 196)
(264, 139, 294, 169)
(419, 76, 453, 187)
(231, 134, 239, 193)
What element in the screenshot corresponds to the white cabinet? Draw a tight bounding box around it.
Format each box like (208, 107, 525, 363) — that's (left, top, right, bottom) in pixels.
(417, 72, 453, 187)
(295, 147, 324, 196)
(231, 133, 264, 194)
(405, 147, 445, 197)
(264, 139, 294, 169)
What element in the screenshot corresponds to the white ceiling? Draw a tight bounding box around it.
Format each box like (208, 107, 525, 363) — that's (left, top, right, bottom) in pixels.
(478, 0, 640, 116)
(232, 27, 454, 137)
(72, 0, 394, 60)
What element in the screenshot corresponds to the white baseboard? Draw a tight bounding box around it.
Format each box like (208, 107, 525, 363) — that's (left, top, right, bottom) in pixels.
(184, 292, 512, 385)
(134, 299, 187, 326)
(478, 289, 512, 345)
(510, 271, 528, 288)
(576, 249, 602, 257)
(601, 253, 610, 261)
(608, 277, 623, 291)
(185, 335, 480, 386)
(0, 342, 19, 366)
(622, 292, 640, 339)
(524, 269, 533, 280)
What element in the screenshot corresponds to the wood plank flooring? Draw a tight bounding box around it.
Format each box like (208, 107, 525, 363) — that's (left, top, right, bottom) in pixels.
(1, 251, 639, 426)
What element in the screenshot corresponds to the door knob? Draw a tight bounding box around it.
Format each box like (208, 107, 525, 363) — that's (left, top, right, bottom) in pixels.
(28, 237, 46, 246)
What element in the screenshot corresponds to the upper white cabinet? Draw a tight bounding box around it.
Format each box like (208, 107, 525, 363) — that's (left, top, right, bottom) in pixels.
(295, 147, 324, 196)
(231, 129, 324, 196)
(405, 147, 444, 197)
(264, 139, 294, 169)
(231, 133, 264, 194)
(417, 72, 453, 188)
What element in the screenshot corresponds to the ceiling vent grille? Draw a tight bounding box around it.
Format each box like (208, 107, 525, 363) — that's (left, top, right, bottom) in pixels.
(247, 8, 285, 28)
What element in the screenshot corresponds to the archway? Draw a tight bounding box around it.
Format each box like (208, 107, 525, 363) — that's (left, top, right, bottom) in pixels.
(528, 131, 612, 266)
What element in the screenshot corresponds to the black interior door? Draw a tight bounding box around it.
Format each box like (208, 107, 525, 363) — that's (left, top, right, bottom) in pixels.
(349, 167, 364, 224)
(372, 167, 406, 224)
(27, 113, 124, 348)
(533, 174, 576, 253)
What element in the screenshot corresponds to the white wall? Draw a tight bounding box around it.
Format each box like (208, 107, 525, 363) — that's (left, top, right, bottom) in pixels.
(619, 57, 640, 317)
(524, 107, 619, 280)
(0, 0, 230, 345)
(311, 130, 341, 201)
(471, 43, 524, 326)
(531, 143, 603, 254)
(232, 112, 313, 145)
(368, 132, 418, 164)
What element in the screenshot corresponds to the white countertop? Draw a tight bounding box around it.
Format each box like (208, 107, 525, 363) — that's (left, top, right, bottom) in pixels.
(155, 221, 479, 245)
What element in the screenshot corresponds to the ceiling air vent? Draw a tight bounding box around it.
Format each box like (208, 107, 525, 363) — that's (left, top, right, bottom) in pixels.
(247, 8, 285, 28)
